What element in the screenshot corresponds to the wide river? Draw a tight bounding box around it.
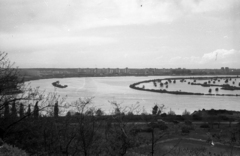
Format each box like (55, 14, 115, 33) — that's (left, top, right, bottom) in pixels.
(29, 76, 240, 115)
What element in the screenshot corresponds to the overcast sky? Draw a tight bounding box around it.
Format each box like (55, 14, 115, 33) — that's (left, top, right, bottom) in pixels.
(0, 0, 240, 69)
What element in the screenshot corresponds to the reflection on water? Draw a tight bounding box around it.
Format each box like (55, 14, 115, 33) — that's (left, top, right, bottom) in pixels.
(29, 76, 240, 114)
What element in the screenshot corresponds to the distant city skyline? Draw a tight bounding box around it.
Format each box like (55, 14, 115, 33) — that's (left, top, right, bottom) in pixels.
(0, 0, 240, 69)
(20, 67, 240, 80)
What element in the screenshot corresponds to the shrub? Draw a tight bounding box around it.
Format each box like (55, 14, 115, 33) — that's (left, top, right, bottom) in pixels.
(0, 143, 28, 156)
(148, 121, 168, 130)
(159, 123, 168, 130)
(161, 113, 167, 117)
(175, 115, 184, 121)
(185, 120, 192, 126)
(192, 114, 202, 121)
(172, 120, 179, 124)
(219, 115, 229, 121)
(200, 123, 210, 128)
(181, 126, 191, 134)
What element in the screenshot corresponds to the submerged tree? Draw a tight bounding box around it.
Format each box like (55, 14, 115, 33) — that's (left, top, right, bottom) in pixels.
(153, 81, 157, 87)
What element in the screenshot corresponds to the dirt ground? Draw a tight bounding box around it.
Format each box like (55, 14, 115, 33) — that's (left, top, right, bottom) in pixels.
(127, 122, 240, 156)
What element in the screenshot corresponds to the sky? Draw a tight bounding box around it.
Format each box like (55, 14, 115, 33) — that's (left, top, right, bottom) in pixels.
(0, 0, 240, 69)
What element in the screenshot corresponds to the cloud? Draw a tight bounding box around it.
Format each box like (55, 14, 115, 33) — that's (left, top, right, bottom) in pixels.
(0, 32, 116, 52)
(0, 0, 238, 32)
(202, 49, 236, 62)
(1, 0, 239, 68)
(179, 0, 237, 13)
(168, 49, 240, 68)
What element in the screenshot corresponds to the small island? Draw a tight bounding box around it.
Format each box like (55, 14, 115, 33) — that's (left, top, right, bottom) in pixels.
(52, 81, 68, 88)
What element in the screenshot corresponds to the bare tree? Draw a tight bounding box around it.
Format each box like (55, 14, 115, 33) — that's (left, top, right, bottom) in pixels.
(0, 52, 66, 144)
(69, 97, 103, 156)
(103, 101, 140, 156)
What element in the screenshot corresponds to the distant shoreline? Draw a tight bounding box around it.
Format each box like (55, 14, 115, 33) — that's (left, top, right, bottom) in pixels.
(24, 74, 239, 82)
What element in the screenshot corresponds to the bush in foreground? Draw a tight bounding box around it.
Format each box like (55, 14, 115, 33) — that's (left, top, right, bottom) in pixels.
(0, 143, 28, 156)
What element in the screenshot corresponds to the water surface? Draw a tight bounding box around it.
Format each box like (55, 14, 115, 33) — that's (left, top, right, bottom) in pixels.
(29, 76, 240, 114)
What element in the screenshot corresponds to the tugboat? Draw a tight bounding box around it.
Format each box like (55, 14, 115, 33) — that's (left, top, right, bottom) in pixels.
(52, 81, 68, 88)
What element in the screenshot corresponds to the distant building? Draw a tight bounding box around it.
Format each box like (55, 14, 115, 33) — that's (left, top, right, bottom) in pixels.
(125, 67, 128, 74)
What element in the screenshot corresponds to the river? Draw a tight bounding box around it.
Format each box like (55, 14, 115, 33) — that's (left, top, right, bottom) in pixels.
(29, 76, 240, 115)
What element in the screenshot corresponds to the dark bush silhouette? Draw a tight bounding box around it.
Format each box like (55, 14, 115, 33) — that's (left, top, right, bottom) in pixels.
(27, 104, 31, 117)
(54, 101, 59, 117)
(200, 123, 210, 128)
(181, 126, 191, 134)
(19, 103, 24, 118)
(4, 101, 10, 118)
(192, 114, 202, 121)
(11, 102, 17, 118)
(33, 101, 39, 119)
(185, 120, 192, 126)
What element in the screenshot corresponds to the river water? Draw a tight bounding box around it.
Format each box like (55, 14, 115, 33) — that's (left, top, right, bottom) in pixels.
(29, 76, 240, 115)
